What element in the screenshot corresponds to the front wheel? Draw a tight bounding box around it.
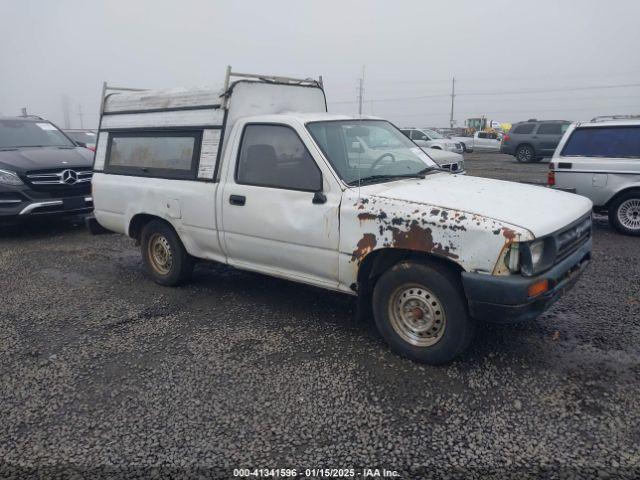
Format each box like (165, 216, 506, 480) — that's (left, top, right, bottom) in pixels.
(372, 261, 475, 364)
(141, 220, 194, 285)
(609, 192, 640, 236)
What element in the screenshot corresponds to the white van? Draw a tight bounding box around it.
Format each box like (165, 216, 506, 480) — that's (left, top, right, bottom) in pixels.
(91, 67, 593, 364)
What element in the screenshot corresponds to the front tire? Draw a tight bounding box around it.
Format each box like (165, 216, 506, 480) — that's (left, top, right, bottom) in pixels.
(516, 144, 535, 163)
(141, 220, 194, 285)
(609, 191, 640, 236)
(372, 261, 475, 365)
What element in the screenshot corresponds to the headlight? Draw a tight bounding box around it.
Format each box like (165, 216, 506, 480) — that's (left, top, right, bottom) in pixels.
(529, 240, 545, 267)
(521, 238, 556, 276)
(0, 169, 23, 186)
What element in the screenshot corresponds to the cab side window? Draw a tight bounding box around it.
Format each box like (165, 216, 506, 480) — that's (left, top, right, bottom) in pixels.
(236, 124, 322, 191)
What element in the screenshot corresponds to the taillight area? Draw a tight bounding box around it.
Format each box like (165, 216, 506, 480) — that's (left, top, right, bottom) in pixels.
(547, 164, 555, 186)
(87, 146, 96, 152)
(502, 134, 510, 143)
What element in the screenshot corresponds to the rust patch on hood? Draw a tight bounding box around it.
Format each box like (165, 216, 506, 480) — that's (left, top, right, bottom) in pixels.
(351, 233, 377, 263)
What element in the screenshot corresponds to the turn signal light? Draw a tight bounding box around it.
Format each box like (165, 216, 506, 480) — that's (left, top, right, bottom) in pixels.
(528, 279, 549, 298)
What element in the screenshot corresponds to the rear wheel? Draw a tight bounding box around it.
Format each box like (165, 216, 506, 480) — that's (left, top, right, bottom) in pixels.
(516, 144, 535, 163)
(141, 220, 194, 285)
(609, 191, 640, 236)
(372, 261, 475, 364)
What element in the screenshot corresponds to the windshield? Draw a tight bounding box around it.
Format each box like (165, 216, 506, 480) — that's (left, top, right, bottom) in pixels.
(0, 120, 74, 149)
(66, 131, 97, 144)
(424, 129, 444, 139)
(306, 120, 438, 185)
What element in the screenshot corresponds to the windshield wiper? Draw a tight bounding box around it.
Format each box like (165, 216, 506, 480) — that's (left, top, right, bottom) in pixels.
(348, 172, 426, 186)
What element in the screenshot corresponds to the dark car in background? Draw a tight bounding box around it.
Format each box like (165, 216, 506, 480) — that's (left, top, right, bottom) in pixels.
(0, 116, 94, 223)
(501, 119, 571, 162)
(64, 129, 98, 151)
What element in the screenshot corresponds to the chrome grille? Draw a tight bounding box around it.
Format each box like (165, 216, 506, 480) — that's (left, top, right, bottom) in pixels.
(26, 168, 93, 186)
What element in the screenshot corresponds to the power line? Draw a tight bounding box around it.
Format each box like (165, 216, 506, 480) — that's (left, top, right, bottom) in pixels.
(460, 82, 640, 97)
(328, 82, 640, 106)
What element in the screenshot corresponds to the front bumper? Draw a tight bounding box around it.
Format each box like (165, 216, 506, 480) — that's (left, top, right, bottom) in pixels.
(461, 238, 591, 323)
(0, 186, 93, 221)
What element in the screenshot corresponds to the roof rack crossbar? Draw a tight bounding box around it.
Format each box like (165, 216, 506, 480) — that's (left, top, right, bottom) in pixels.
(220, 65, 323, 109)
(99, 82, 149, 117)
(99, 66, 324, 114)
(590, 114, 640, 122)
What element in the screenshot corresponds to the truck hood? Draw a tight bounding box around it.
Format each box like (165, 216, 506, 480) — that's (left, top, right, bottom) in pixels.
(360, 173, 593, 237)
(0, 146, 93, 173)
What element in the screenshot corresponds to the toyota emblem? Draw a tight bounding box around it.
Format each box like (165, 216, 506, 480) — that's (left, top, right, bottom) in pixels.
(61, 169, 78, 185)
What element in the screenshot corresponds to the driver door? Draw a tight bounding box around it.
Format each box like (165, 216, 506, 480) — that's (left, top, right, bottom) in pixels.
(219, 122, 342, 288)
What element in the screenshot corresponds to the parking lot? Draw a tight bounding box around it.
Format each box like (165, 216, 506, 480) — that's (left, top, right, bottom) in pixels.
(1, 153, 639, 478)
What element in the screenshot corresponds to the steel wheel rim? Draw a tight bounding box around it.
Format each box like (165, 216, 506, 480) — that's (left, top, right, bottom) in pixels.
(388, 283, 446, 347)
(618, 198, 640, 231)
(148, 233, 173, 275)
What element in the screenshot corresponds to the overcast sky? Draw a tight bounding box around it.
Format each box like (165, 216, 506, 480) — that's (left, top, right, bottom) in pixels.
(1, 0, 639, 129)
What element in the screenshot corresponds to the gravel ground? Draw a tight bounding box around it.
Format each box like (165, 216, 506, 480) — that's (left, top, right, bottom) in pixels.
(1, 155, 639, 479)
(463, 152, 550, 184)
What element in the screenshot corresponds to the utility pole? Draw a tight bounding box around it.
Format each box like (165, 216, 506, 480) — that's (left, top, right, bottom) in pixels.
(357, 66, 365, 116)
(77, 104, 84, 129)
(449, 77, 456, 129)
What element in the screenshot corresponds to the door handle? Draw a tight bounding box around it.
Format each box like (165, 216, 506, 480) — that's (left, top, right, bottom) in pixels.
(229, 194, 246, 206)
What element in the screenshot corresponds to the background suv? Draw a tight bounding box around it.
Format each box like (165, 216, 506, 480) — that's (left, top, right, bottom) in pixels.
(549, 116, 640, 236)
(0, 116, 94, 223)
(501, 120, 571, 162)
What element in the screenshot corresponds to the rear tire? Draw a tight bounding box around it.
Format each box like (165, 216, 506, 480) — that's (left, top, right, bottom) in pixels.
(516, 144, 535, 163)
(609, 191, 640, 236)
(141, 220, 194, 285)
(372, 261, 475, 365)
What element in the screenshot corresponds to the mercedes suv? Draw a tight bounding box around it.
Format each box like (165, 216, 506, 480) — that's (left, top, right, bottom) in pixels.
(0, 116, 94, 223)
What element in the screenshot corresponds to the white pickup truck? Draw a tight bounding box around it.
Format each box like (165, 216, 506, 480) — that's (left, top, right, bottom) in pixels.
(91, 68, 593, 364)
(449, 131, 502, 153)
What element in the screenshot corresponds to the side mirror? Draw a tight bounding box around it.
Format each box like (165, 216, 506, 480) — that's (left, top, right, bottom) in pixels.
(312, 191, 327, 204)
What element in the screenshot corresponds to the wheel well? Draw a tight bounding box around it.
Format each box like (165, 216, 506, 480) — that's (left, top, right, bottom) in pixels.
(356, 248, 463, 295)
(517, 143, 535, 153)
(128, 214, 166, 241)
(606, 187, 640, 209)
